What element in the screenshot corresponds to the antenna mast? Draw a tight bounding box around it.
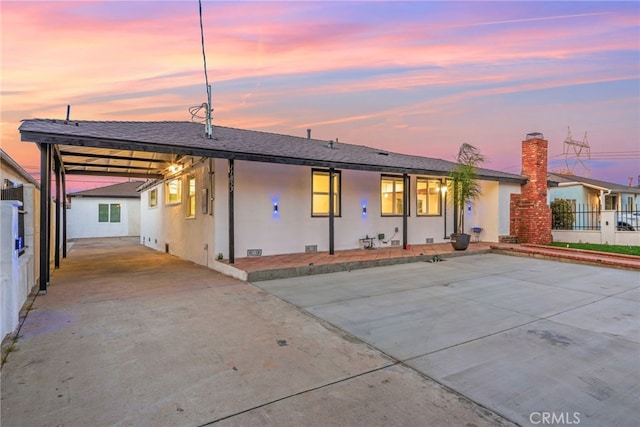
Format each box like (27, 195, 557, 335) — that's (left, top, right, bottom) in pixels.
(199, 0, 212, 138)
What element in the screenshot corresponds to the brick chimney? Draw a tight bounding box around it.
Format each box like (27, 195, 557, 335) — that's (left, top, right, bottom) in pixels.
(509, 133, 552, 244)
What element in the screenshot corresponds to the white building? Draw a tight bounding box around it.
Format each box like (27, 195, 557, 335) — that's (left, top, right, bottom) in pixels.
(19, 119, 529, 285)
(67, 181, 142, 239)
(1, 149, 40, 341)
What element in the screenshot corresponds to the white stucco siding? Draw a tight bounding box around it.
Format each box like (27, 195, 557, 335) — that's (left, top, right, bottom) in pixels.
(142, 158, 508, 263)
(67, 197, 140, 238)
(498, 182, 521, 237)
(141, 164, 216, 267)
(222, 161, 452, 257)
(467, 180, 498, 241)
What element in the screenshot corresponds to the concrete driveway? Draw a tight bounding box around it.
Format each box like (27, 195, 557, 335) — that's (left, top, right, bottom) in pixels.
(257, 254, 640, 427)
(1, 238, 514, 427)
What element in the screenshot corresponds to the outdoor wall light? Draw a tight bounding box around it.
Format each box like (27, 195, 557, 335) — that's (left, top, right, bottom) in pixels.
(362, 204, 367, 215)
(168, 164, 183, 174)
(273, 201, 279, 215)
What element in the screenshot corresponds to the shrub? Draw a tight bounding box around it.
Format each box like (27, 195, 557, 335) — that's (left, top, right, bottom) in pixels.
(551, 199, 574, 230)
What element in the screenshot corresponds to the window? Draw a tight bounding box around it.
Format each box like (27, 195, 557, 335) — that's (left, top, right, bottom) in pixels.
(110, 204, 121, 223)
(98, 203, 121, 223)
(149, 188, 158, 208)
(604, 194, 617, 210)
(166, 179, 182, 204)
(187, 175, 196, 217)
(417, 178, 441, 216)
(381, 176, 407, 216)
(98, 204, 109, 222)
(312, 169, 341, 216)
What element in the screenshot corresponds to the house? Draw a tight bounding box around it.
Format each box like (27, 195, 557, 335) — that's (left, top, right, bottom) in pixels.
(67, 181, 143, 239)
(548, 172, 640, 212)
(547, 172, 640, 244)
(19, 119, 554, 286)
(1, 149, 40, 340)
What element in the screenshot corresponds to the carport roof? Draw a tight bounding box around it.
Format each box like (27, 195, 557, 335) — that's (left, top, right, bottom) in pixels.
(19, 118, 526, 183)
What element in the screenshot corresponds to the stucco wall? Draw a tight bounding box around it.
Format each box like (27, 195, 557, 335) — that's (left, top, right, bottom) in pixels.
(549, 185, 595, 205)
(67, 197, 140, 238)
(140, 159, 512, 266)
(141, 162, 216, 267)
(216, 160, 455, 257)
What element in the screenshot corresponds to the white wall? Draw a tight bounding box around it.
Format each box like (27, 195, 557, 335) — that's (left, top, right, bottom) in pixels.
(67, 197, 140, 238)
(551, 211, 640, 245)
(141, 161, 216, 267)
(218, 161, 453, 257)
(1, 201, 22, 339)
(140, 159, 514, 266)
(498, 182, 521, 237)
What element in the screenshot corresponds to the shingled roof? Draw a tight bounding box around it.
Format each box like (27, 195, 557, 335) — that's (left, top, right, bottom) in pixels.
(69, 181, 143, 198)
(20, 119, 525, 183)
(548, 172, 640, 194)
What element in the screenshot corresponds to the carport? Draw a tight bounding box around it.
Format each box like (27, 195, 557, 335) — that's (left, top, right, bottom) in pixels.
(22, 118, 526, 293)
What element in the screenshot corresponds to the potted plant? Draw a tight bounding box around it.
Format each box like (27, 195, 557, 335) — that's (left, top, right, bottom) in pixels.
(448, 143, 485, 250)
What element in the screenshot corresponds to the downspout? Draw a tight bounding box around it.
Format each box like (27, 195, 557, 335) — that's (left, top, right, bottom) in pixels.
(600, 189, 611, 210)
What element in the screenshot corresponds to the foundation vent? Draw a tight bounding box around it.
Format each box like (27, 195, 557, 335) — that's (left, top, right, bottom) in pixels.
(305, 245, 318, 253)
(247, 249, 262, 257)
(390, 240, 400, 247)
(426, 237, 434, 244)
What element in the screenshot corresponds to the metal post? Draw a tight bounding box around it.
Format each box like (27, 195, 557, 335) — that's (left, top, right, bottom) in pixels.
(54, 154, 61, 268)
(329, 168, 335, 255)
(402, 173, 408, 249)
(228, 159, 234, 264)
(62, 171, 67, 258)
(442, 179, 448, 239)
(38, 143, 51, 294)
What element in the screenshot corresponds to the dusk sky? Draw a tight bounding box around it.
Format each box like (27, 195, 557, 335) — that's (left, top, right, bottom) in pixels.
(1, 1, 638, 191)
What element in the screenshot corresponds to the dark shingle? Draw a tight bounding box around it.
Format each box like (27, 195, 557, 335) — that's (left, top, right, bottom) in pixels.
(20, 119, 525, 183)
(69, 181, 144, 198)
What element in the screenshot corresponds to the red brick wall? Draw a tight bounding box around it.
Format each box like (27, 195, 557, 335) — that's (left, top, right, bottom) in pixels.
(509, 136, 552, 244)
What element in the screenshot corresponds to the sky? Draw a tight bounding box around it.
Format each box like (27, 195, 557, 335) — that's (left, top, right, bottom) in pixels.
(1, 0, 639, 192)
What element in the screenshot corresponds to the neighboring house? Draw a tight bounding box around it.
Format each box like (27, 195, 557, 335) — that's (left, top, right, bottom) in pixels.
(548, 172, 640, 212)
(547, 172, 640, 244)
(67, 181, 143, 239)
(19, 119, 553, 284)
(1, 149, 40, 341)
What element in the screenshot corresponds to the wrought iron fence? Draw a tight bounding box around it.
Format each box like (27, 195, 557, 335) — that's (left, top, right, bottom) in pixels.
(1, 185, 26, 255)
(551, 202, 600, 231)
(616, 205, 640, 231)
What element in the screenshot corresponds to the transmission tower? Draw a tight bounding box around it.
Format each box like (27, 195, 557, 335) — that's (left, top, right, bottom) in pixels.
(563, 126, 590, 176)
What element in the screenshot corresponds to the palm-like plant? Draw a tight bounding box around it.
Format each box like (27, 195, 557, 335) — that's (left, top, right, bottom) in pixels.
(448, 143, 485, 235)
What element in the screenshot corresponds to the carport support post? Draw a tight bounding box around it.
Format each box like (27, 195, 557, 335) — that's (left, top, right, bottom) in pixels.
(54, 154, 61, 268)
(228, 159, 235, 264)
(402, 173, 408, 249)
(329, 167, 335, 255)
(38, 143, 51, 293)
(62, 171, 67, 258)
